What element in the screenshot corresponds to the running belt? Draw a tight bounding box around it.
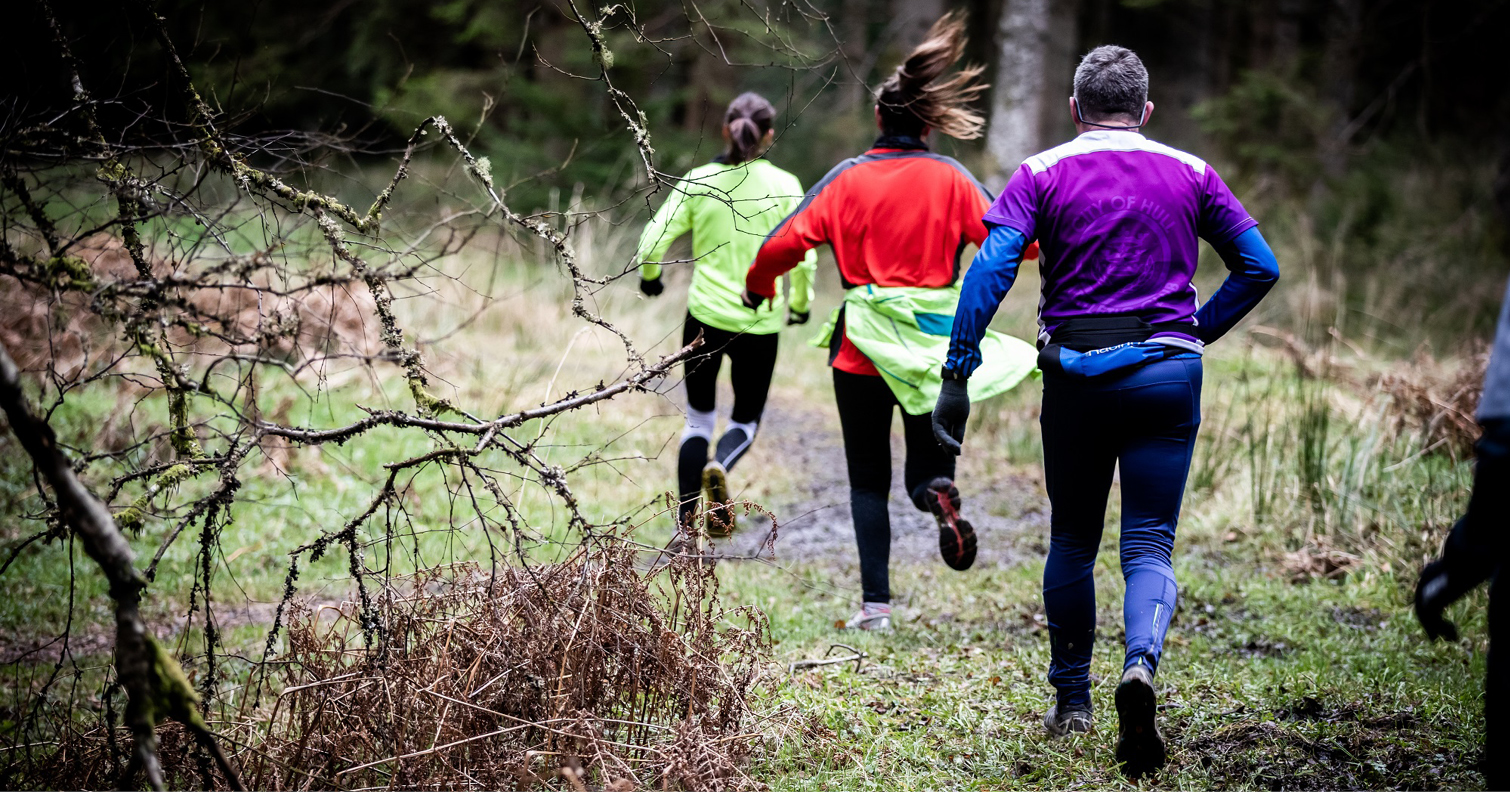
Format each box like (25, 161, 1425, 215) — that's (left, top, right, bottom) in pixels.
(1037, 316, 1202, 379)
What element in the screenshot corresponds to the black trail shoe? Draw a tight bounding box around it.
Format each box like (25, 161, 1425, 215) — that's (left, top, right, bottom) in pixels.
(925, 478, 976, 571)
(1043, 703, 1093, 737)
(702, 461, 735, 537)
(1115, 663, 1166, 779)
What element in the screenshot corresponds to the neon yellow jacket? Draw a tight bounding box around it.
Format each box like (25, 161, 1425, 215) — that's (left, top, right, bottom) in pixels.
(635, 159, 817, 336)
(813, 284, 1039, 415)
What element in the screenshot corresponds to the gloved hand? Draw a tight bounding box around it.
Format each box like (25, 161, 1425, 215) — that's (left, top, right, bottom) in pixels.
(1415, 516, 1497, 642)
(639, 277, 664, 296)
(1415, 555, 1463, 642)
(787, 309, 810, 325)
(741, 289, 766, 310)
(932, 377, 970, 455)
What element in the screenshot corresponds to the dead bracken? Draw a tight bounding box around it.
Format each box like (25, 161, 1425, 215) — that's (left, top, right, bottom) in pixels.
(25, 543, 770, 791)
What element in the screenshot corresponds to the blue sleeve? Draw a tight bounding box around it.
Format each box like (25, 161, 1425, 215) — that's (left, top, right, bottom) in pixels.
(944, 225, 1029, 378)
(1193, 226, 1279, 345)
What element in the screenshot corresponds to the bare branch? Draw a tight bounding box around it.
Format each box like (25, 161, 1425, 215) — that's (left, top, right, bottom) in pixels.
(0, 341, 244, 791)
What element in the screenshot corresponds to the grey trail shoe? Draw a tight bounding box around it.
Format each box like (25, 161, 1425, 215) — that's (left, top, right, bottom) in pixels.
(1043, 703, 1093, 737)
(1115, 662, 1166, 779)
(842, 603, 893, 632)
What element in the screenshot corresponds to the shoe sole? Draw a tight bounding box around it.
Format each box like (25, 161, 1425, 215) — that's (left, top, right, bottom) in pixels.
(703, 464, 735, 537)
(1115, 672, 1165, 779)
(933, 490, 976, 571)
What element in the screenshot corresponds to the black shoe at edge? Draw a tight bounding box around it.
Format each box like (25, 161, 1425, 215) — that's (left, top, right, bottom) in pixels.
(1115, 663, 1166, 779)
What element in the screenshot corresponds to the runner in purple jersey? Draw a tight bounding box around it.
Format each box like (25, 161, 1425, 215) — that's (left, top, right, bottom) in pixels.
(934, 46, 1279, 778)
(983, 130, 1258, 345)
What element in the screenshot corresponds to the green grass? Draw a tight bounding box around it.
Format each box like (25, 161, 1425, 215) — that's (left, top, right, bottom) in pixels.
(731, 551, 1486, 790)
(0, 245, 1492, 789)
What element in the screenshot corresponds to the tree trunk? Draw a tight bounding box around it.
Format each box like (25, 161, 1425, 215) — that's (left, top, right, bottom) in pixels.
(986, 0, 1078, 189)
(892, 0, 944, 51)
(1319, 0, 1364, 178)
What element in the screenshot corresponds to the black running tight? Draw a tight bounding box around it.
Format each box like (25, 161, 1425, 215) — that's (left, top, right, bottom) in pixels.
(832, 368, 955, 603)
(677, 313, 779, 526)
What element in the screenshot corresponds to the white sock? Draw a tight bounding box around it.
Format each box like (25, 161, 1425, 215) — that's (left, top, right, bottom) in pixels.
(681, 408, 715, 444)
(726, 419, 758, 440)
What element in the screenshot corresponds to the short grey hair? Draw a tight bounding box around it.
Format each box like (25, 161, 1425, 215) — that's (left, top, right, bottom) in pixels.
(1073, 45, 1148, 123)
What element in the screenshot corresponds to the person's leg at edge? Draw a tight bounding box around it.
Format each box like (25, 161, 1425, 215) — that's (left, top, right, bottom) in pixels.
(833, 369, 897, 617)
(716, 330, 779, 470)
(1040, 372, 1118, 715)
(1118, 357, 1202, 674)
(679, 315, 727, 528)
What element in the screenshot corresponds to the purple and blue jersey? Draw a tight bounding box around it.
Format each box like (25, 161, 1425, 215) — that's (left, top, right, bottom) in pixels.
(945, 130, 1278, 378)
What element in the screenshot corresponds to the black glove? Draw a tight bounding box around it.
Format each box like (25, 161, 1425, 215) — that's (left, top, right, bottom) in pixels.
(787, 309, 810, 326)
(1415, 516, 1499, 642)
(932, 376, 970, 455)
(741, 289, 766, 310)
(639, 277, 664, 296)
(1415, 556, 1463, 642)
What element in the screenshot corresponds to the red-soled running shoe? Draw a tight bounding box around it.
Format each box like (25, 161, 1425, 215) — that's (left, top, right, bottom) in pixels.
(926, 477, 976, 571)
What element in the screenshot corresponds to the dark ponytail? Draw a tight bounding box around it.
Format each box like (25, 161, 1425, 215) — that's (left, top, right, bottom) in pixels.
(723, 92, 776, 165)
(876, 11, 987, 140)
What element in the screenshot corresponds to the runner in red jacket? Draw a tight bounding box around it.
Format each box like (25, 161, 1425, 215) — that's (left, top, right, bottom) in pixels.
(744, 12, 1036, 632)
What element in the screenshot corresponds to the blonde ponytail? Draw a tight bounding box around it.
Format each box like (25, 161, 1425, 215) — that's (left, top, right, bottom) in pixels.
(876, 11, 987, 140)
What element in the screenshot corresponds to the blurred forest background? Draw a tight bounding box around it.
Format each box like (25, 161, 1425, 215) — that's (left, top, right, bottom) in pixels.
(5, 0, 1508, 344)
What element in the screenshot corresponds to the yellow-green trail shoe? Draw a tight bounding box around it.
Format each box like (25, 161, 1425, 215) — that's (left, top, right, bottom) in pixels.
(702, 461, 735, 537)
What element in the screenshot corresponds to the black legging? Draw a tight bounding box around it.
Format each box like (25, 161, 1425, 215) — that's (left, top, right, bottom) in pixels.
(677, 313, 779, 525)
(832, 368, 956, 603)
(682, 313, 778, 421)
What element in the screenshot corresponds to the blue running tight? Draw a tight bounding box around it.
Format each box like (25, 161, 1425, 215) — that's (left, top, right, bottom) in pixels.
(1039, 356, 1202, 712)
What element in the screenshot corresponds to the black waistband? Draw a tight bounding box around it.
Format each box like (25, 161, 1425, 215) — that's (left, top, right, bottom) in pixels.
(1048, 316, 1196, 352)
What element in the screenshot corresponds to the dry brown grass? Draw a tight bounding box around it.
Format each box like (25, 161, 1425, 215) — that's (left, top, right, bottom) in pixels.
(21, 534, 771, 791)
(1374, 343, 1488, 458)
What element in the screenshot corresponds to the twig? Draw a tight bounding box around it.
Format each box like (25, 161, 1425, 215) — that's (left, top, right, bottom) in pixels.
(788, 643, 868, 674)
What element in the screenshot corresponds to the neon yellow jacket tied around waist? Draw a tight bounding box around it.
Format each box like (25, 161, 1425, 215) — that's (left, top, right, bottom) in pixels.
(635, 159, 818, 336)
(812, 284, 1039, 415)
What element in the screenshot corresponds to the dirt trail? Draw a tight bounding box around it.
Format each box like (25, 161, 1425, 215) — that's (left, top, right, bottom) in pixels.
(719, 395, 1050, 573)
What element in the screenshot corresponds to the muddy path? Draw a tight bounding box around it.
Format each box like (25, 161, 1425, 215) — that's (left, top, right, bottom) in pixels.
(717, 394, 1050, 575)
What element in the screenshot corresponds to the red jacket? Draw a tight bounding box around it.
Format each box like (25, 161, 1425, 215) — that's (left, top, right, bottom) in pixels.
(748, 145, 1036, 375)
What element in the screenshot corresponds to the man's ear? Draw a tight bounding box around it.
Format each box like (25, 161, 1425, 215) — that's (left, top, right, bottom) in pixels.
(762, 128, 775, 147)
(1142, 101, 1155, 126)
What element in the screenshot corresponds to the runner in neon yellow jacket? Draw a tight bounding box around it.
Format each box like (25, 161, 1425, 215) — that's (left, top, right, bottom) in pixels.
(635, 92, 817, 536)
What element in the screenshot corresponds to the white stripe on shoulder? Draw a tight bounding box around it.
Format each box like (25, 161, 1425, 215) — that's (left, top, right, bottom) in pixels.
(1023, 131, 1207, 176)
